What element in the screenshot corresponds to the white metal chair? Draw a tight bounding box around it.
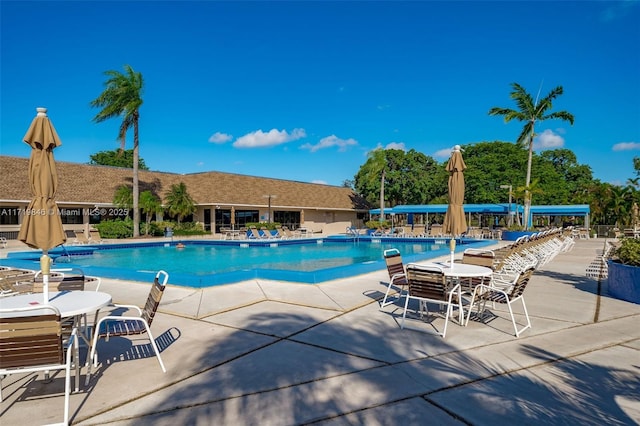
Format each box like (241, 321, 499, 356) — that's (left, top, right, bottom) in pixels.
(87, 271, 169, 381)
(465, 267, 535, 337)
(401, 263, 463, 338)
(0, 305, 77, 426)
(380, 248, 408, 308)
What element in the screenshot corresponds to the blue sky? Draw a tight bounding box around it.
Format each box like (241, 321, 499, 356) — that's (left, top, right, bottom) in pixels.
(1, 1, 639, 188)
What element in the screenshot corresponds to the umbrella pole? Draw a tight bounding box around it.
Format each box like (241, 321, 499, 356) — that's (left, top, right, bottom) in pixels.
(449, 238, 456, 268)
(40, 251, 52, 304)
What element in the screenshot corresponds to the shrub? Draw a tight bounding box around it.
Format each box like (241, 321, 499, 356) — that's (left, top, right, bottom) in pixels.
(172, 221, 207, 236)
(246, 222, 281, 231)
(365, 220, 391, 229)
(612, 238, 640, 267)
(95, 218, 133, 239)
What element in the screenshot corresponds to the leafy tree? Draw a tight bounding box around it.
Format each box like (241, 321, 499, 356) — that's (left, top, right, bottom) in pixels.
(165, 182, 196, 224)
(354, 148, 445, 214)
(459, 141, 566, 205)
(489, 83, 574, 229)
(634, 157, 640, 177)
(540, 149, 593, 202)
(372, 149, 387, 220)
(139, 190, 163, 235)
(385, 149, 445, 205)
(341, 179, 355, 189)
(89, 149, 149, 170)
(91, 64, 144, 237)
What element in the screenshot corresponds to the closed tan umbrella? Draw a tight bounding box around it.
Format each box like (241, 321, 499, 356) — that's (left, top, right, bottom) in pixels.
(443, 145, 467, 237)
(17, 107, 66, 302)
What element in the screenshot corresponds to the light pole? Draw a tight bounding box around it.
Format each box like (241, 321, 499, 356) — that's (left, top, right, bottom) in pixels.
(500, 185, 512, 227)
(263, 194, 277, 223)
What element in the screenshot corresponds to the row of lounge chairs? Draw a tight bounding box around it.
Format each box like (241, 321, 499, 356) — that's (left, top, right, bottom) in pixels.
(370, 224, 499, 239)
(380, 227, 576, 338)
(247, 225, 308, 240)
(219, 225, 311, 240)
(72, 229, 104, 245)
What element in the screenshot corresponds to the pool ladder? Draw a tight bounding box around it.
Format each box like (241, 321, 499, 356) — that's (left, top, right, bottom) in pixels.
(347, 226, 360, 241)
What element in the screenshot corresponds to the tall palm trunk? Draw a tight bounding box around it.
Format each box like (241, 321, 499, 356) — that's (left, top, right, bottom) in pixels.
(379, 169, 385, 222)
(132, 117, 140, 237)
(524, 131, 534, 230)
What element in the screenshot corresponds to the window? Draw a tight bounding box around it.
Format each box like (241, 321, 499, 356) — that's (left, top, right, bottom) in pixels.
(60, 208, 83, 224)
(0, 206, 20, 225)
(274, 211, 300, 230)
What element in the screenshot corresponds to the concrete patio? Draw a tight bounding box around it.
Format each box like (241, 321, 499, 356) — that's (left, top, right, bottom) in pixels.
(1, 237, 639, 425)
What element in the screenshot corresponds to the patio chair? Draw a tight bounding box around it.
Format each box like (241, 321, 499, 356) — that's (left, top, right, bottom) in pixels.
(33, 268, 86, 293)
(248, 226, 265, 239)
(460, 248, 496, 292)
(465, 267, 535, 337)
(275, 225, 290, 239)
(428, 224, 443, 237)
(412, 224, 426, 237)
(88, 270, 169, 380)
(272, 226, 287, 239)
(401, 263, 463, 338)
(380, 248, 408, 308)
(461, 248, 496, 268)
(281, 226, 299, 239)
(88, 229, 104, 243)
(0, 305, 78, 426)
(73, 229, 90, 245)
(260, 227, 276, 239)
(0, 267, 36, 296)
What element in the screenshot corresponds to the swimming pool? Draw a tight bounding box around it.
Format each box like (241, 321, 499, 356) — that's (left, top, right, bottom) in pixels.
(3, 236, 494, 287)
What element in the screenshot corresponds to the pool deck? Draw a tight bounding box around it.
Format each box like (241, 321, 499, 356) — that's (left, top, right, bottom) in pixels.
(1, 236, 639, 425)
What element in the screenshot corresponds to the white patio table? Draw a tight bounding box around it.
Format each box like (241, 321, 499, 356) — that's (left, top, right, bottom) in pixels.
(416, 261, 493, 281)
(0, 290, 112, 391)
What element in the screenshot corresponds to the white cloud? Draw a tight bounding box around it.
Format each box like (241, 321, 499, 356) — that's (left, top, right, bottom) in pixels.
(601, 1, 637, 22)
(612, 141, 640, 151)
(300, 135, 358, 153)
(233, 128, 306, 148)
(434, 147, 454, 158)
(208, 132, 233, 144)
(311, 179, 328, 185)
(385, 142, 406, 151)
(534, 129, 564, 150)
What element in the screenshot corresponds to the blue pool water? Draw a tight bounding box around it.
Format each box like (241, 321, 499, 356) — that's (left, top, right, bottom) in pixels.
(3, 237, 494, 287)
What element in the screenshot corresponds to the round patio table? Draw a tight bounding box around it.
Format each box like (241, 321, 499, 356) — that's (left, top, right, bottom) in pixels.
(1, 290, 112, 391)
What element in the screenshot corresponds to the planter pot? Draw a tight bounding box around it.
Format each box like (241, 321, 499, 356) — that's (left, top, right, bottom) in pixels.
(502, 230, 537, 241)
(607, 260, 640, 304)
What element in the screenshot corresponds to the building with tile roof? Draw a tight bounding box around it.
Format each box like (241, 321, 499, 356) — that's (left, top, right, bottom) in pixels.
(0, 155, 370, 238)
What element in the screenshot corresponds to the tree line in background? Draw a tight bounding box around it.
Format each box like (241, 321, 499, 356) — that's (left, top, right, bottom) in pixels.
(87, 67, 639, 232)
(353, 143, 640, 228)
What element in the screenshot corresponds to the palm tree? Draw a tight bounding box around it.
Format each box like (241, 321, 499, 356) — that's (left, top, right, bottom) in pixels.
(112, 185, 133, 210)
(91, 65, 144, 237)
(139, 191, 163, 235)
(489, 82, 574, 229)
(165, 182, 196, 224)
